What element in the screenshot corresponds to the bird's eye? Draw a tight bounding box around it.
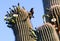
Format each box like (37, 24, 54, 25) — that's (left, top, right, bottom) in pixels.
(51, 18, 56, 22)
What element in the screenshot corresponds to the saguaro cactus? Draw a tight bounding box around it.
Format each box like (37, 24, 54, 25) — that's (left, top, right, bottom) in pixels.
(43, 0, 60, 38)
(4, 3, 36, 41)
(43, 0, 60, 26)
(37, 23, 59, 41)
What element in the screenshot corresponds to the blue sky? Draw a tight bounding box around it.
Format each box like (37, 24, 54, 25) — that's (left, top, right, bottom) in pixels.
(0, 0, 44, 41)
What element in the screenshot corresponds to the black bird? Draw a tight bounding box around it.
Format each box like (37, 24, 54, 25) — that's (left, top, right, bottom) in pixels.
(30, 8, 34, 16)
(29, 8, 34, 19)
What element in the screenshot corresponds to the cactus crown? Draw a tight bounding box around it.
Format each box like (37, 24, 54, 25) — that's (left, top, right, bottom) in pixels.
(4, 3, 30, 28)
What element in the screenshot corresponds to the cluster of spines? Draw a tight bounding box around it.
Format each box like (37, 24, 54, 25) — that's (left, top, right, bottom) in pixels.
(4, 3, 20, 28)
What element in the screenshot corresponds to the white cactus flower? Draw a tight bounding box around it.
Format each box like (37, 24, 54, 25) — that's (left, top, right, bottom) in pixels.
(4, 16, 12, 20)
(51, 18, 56, 22)
(4, 16, 7, 19)
(13, 14, 18, 17)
